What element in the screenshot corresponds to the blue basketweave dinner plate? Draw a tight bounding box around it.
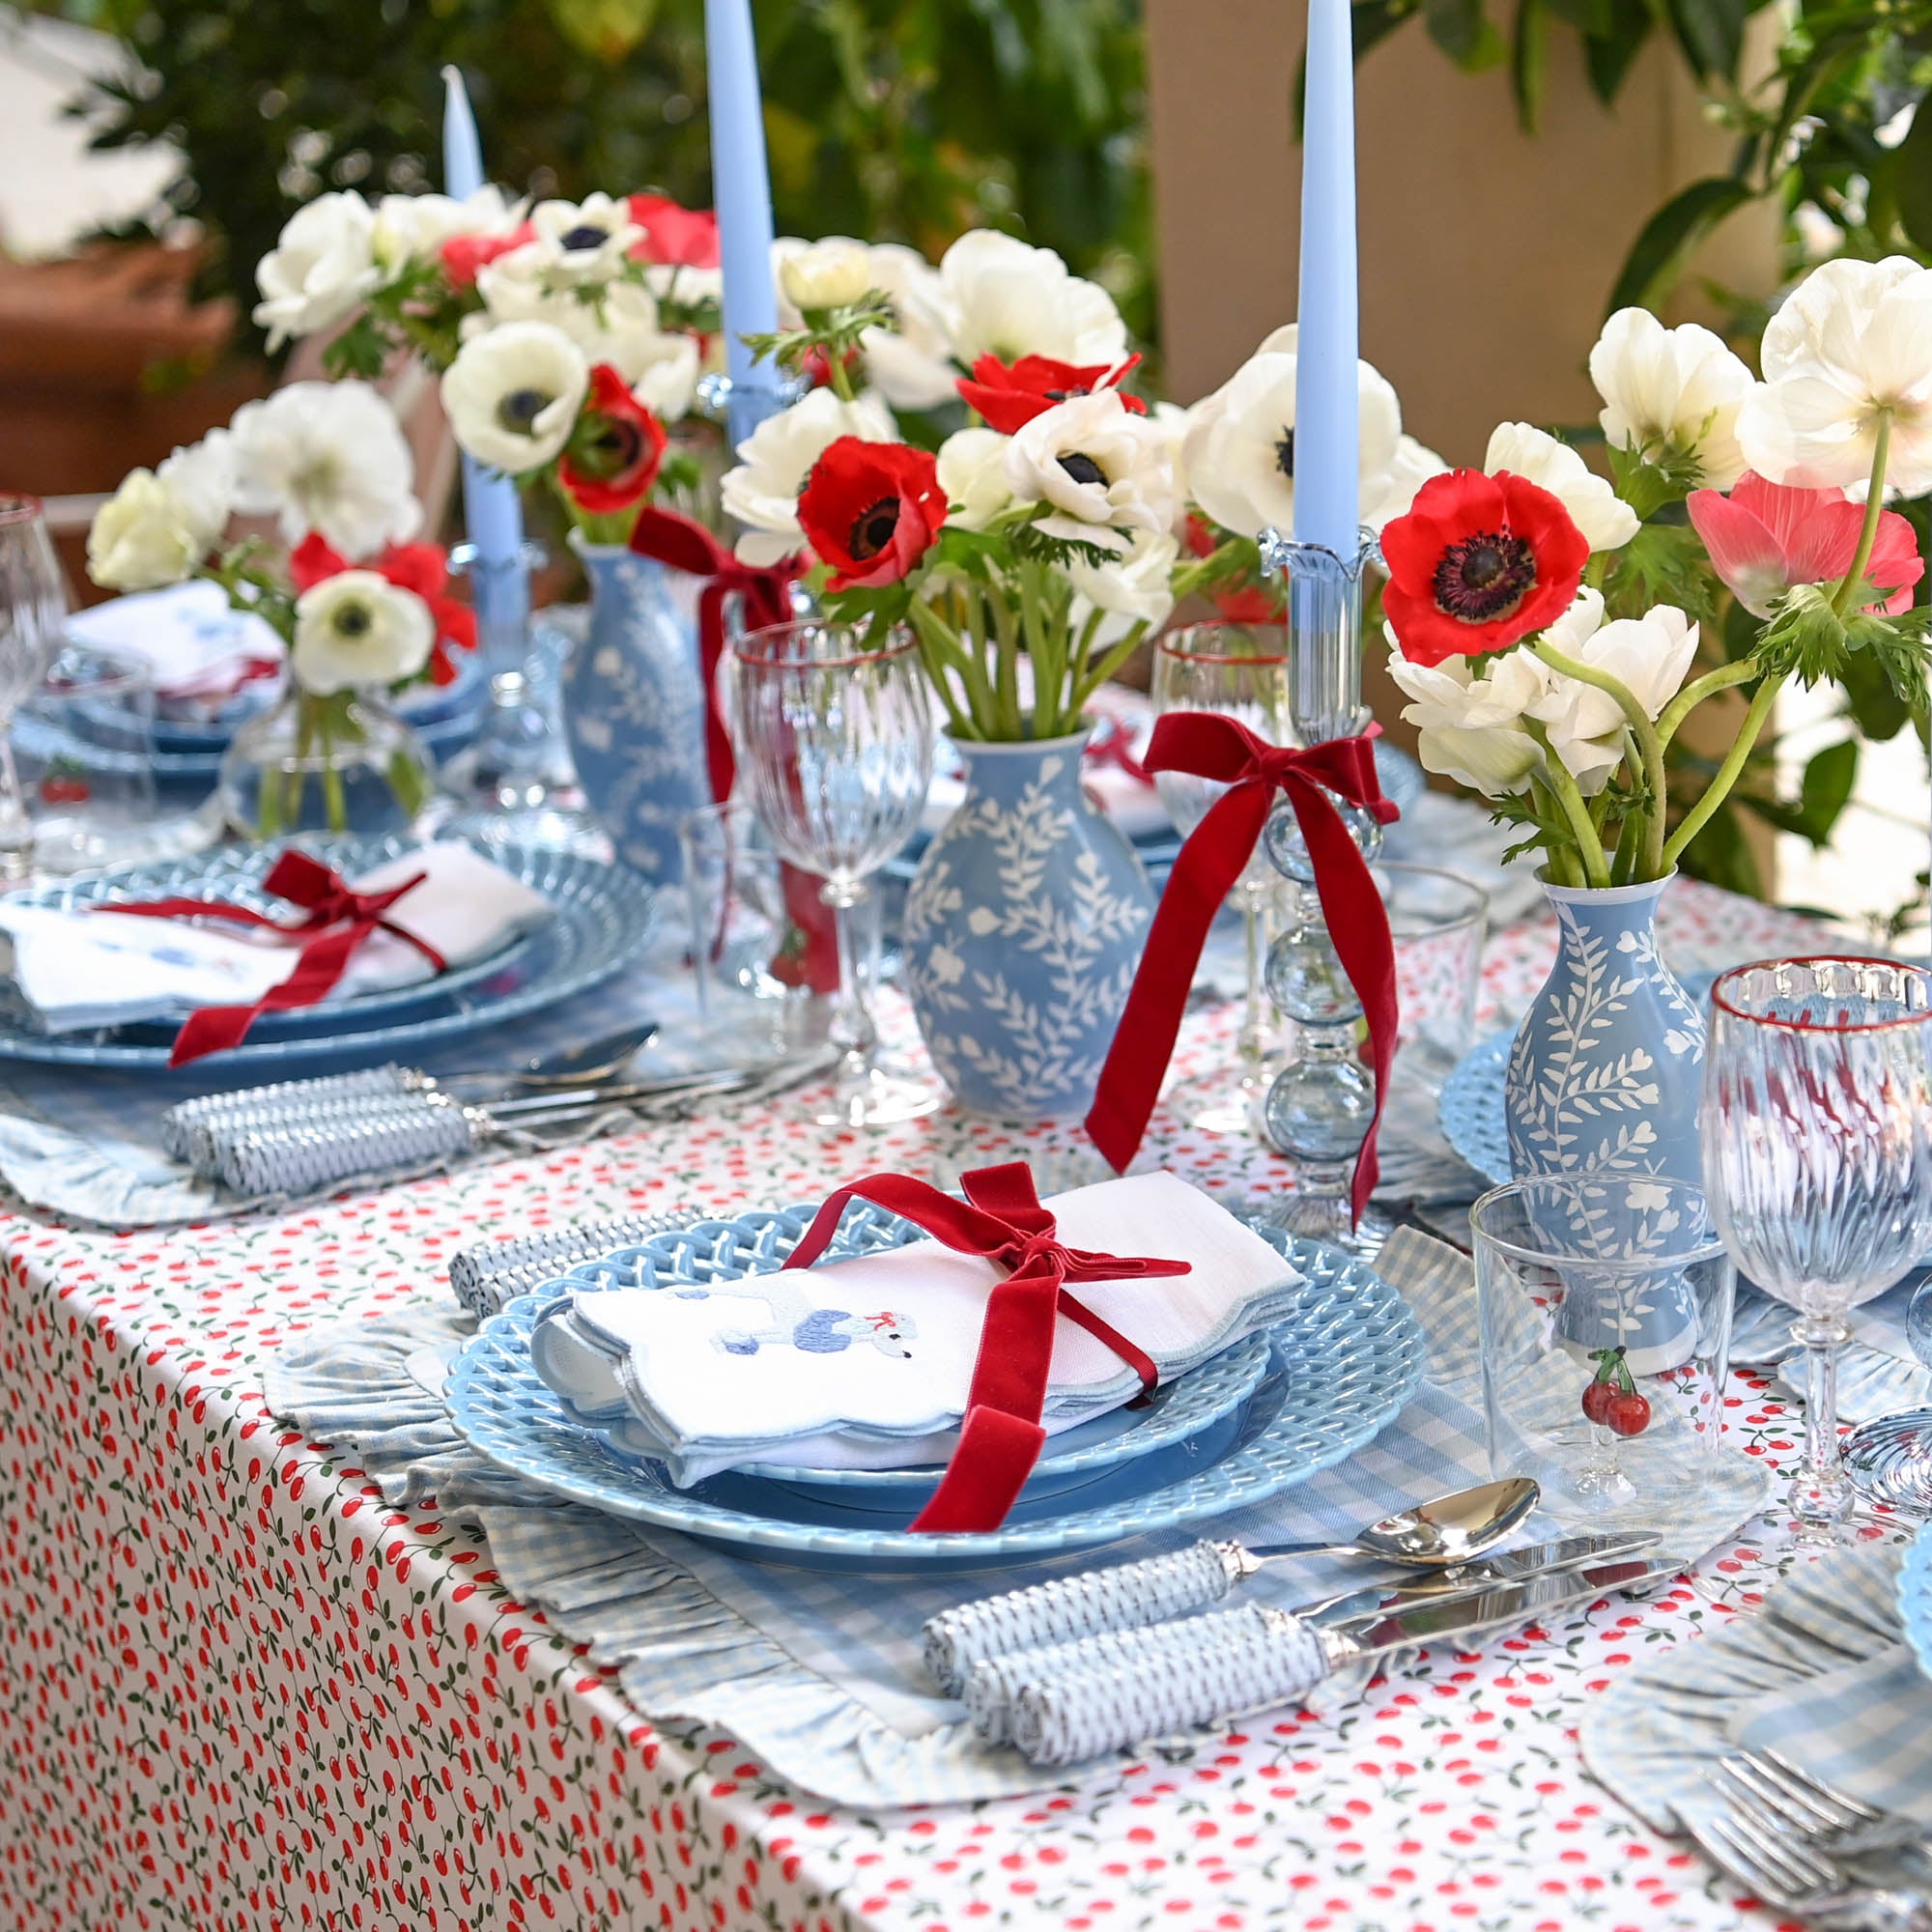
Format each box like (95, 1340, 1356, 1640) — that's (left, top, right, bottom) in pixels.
(444, 1211, 1428, 1575)
(0, 834, 658, 1071)
(1899, 1524, 1932, 1685)
(1438, 968, 1721, 1187)
(556, 1210, 1275, 1507)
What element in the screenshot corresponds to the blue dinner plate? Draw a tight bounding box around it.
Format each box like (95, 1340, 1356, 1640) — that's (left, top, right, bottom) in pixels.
(1899, 1523, 1932, 1684)
(1439, 969, 1721, 1187)
(0, 833, 658, 1071)
(444, 1215, 1427, 1575)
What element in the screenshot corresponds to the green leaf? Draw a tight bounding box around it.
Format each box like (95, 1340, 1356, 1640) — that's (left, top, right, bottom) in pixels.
(1512, 0, 1548, 130)
(1747, 737, 1858, 844)
(1424, 0, 1508, 69)
(1605, 175, 1757, 316)
(1896, 91, 1932, 255)
(1756, 581, 1854, 686)
(1657, 0, 1753, 81)
(1581, 0, 1653, 101)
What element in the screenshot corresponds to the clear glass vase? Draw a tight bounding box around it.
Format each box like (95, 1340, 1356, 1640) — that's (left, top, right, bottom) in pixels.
(216, 680, 433, 841)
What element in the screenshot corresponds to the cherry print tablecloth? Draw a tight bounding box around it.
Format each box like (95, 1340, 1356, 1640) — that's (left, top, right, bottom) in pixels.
(0, 878, 1874, 1932)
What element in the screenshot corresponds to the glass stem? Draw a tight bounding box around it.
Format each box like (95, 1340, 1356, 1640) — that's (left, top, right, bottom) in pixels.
(822, 877, 875, 1065)
(1791, 1315, 1855, 1538)
(1238, 886, 1268, 1068)
(0, 736, 32, 882)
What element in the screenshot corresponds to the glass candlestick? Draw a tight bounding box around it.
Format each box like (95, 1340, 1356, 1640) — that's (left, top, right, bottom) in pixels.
(1256, 528, 1386, 1251)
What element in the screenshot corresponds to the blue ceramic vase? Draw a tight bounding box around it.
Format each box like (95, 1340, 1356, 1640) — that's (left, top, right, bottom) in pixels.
(1504, 873, 1708, 1368)
(901, 732, 1155, 1122)
(561, 546, 710, 883)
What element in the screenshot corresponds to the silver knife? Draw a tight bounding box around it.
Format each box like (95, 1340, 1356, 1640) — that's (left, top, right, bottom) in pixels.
(1300, 1529, 1663, 1623)
(982, 1552, 1682, 1766)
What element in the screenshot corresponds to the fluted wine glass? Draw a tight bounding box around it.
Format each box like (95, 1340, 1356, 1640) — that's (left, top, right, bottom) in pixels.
(0, 498, 70, 881)
(728, 618, 937, 1126)
(1150, 620, 1294, 1134)
(1701, 957, 1932, 1550)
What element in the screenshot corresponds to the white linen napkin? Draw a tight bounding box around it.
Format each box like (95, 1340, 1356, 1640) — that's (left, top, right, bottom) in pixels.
(0, 842, 554, 1033)
(529, 1170, 1303, 1486)
(65, 581, 284, 702)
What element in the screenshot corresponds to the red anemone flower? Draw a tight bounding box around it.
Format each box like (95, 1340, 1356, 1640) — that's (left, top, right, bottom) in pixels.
(955, 353, 1145, 435)
(1380, 469, 1590, 668)
(1687, 470, 1925, 619)
(440, 224, 534, 289)
(797, 439, 946, 591)
(626, 195, 721, 270)
(558, 366, 670, 517)
(290, 534, 477, 684)
(1182, 513, 1279, 623)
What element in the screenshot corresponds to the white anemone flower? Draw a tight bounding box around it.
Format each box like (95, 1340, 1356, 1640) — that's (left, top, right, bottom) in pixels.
(1737, 255, 1932, 497)
(252, 191, 381, 350)
(1485, 422, 1640, 552)
(372, 186, 523, 270)
(1364, 433, 1450, 534)
(229, 382, 421, 557)
(1067, 528, 1179, 645)
(860, 242, 960, 412)
(527, 192, 641, 284)
(156, 429, 237, 556)
(719, 388, 898, 566)
(441, 323, 591, 473)
(1527, 599, 1698, 794)
(777, 238, 875, 313)
(1384, 636, 1551, 799)
(937, 229, 1127, 366)
(86, 470, 201, 592)
(935, 426, 1014, 531)
(1182, 325, 1404, 539)
(291, 572, 434, 696)
(1588, 308, 1755, 487)
(1003, 390, 1179, 552)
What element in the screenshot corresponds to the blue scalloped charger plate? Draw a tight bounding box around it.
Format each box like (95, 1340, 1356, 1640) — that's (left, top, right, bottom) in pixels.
(0, 834, 658, 1071)
(1900, 1524, 1932, 1685)
(444, 1213, 1428, 1575)
(1438, 969, 1721, 1187)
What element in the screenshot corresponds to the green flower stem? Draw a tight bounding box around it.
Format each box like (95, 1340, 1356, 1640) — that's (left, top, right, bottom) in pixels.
(905, 598, 988, 738)
(1523, 724, 1611, 888)
(1069, 621, 1151, 720)
(1660, 670, 1786, 870)
(1530, 777, 1586, 888)
(1534, 639, 1667, 878)
(1655, 659, 1758, 749)
(824, 351, 858, 405)
(1832, 410, 1893, 617)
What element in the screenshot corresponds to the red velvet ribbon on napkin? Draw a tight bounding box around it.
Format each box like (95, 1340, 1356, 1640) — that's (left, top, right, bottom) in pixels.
(627, 505, 800, 806)
(105, 849, 444, 1067)
(1085, 715, 1401, 1226)
(1083, 715, 1153, 786)
(786, 1162, 1191, 1533)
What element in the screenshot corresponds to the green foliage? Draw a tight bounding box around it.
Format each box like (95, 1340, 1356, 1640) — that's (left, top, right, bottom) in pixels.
(70, 0, 1151, 354)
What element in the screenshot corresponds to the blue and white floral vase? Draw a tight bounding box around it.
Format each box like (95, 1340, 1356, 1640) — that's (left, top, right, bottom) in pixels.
(902, 732, 1154, 1122)
(561, 544, 710, 883)
(1504, 872, 1708, 1371)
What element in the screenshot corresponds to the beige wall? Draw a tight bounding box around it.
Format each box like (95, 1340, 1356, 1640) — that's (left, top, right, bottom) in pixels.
(1147, 0, 1778, 462)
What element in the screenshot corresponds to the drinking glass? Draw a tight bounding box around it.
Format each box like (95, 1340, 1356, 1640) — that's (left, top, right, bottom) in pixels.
(1151, 620, 1294, 1134)
(17, 643, 158, 874)
(1473, 1175, 1746, 1526)
(0, 498, 71, 882)
(728, 619, 936, 1126)
(1842, 1277, 1932, 1512)
(1701, 957, 1932, 1547)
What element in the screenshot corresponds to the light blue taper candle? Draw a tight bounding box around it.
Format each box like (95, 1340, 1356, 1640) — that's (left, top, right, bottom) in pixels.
(1291, 0, 1359, 559)
(704, 0, 783, 449)
(441, 64, 530, 670)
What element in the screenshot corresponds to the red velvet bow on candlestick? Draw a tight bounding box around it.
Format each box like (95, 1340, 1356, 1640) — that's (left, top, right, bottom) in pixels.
(786, 1162, 1190, 1533)
(1085, 715, 1401, 1226)
(627, 505, 800, 806)
(106, 849, 445, 1067)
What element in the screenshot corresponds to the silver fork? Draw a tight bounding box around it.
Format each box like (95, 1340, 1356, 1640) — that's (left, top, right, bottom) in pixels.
(1690, 1808, 1932, 1931)
(1722, 1750, 1928, 1857)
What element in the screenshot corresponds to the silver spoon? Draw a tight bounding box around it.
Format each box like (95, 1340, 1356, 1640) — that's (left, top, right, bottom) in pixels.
(448, 1021, 662, 1090)
(923, 1477, 1542, 1694)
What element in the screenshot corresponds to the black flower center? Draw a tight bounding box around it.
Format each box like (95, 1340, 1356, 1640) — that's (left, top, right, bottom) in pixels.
(847, 496, 901, 560)
(333, 603, 373, 639)
(559, 223, 610, 251)
(498, 387, 549, 434)
(1432, 528, 1538, 624)
(580, 417, 642, 478)
(1043, 385, 1090, 403)
(1275, 426, 1294, 479)
(1059, 452, 1107, 488)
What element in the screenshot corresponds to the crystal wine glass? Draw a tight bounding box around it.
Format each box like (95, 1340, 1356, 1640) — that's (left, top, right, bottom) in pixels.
(728, 618, 937, 1126)
(1701, 957, 1932, 1548)
(1150, 620, 1294, 1134)
(0, 498, 70, 881)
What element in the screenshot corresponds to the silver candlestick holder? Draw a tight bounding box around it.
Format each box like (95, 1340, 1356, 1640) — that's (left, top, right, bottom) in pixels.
(1256, 527, 1389, 1251)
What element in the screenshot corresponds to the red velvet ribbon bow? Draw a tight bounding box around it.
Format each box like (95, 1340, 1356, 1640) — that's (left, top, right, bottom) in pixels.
(1085, 715, 1401, 1226)
(627, 505, 800, 805)
(106, 849, 445, 1066)
(786, 1162, 1191, 1533)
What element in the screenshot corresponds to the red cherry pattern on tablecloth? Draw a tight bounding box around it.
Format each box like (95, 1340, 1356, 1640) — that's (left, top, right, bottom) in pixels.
(0, 882, 1865, 1930)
